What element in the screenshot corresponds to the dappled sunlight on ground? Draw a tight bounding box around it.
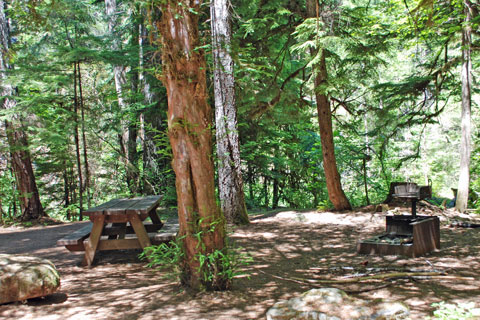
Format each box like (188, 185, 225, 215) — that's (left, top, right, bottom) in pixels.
(1, 208, 480, 319)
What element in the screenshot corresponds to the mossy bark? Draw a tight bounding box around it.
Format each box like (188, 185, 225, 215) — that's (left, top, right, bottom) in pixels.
(158, 0, 226, 290)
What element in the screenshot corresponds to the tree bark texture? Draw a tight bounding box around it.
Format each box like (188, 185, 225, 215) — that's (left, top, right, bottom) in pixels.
(211, 0, 249, 225)
(77, 62, 91, 208)
(158, 0, 226, 290)
(314, 51, 351, 211)
(73, 63, 84, 220)
(307, 0, 351, 211)
(456, 1, 472, 213)
(1, 0, 45, 221)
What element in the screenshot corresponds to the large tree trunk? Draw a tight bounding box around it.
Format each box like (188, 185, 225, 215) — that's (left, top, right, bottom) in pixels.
(314, 50, 351, 211)
(158, 0, 226, 290)
(211, 0, 249, 225)
(0, 0, 45, 221)
(5, 123, 45, 221)
(456, 1, 472, 213)
(307, 0, 351, 211)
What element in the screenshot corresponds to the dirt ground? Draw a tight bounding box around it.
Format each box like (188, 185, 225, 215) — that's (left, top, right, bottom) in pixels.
(1, 205, 480, 320)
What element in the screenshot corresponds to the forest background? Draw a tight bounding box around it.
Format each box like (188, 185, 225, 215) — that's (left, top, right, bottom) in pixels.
(0, 0, 479, 223)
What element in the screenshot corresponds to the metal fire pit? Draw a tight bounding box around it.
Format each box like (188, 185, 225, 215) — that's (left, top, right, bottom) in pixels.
(357, 181, 439, 257)
(357, 215, 440, 257)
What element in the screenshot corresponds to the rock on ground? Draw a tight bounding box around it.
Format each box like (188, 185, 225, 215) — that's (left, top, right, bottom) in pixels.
(0, 254, 60, 304)
(266, 288, 409, 320)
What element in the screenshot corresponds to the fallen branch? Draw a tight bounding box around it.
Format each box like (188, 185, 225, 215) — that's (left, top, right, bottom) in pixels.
(258, 268, 458, 282)
(257, 268, 475, 294)
(407, 275, 475, 281)
(304, 271, 445, 284)
(315, 266, 445, 274)
(257, 269, 396, 293)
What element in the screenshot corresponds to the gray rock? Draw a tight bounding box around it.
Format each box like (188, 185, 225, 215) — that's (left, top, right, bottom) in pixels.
(0, 254, 61, 304)
(266, 288, 409, 320)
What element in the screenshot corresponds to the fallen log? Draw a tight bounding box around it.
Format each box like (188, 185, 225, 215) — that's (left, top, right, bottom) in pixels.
(450, 220, 480, 228)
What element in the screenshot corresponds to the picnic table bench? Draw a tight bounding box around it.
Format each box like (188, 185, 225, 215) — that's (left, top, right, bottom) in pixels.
(57, 195, 176, 267)
(57, 224, 93, 252)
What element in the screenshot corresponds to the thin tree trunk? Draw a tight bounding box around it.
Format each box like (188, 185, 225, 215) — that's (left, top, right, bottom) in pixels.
(105, 0, 127, 112)
(158, 0, 226, 290)
(73, 63, 83, 221)
(64, 166, 71, 220)
(1, 0, 45, 221)
(105, 0, 134, 191)
(362, 157, 370, 205)
(11, 168, 17, 218)
(211, 0, 249, 225)
(363, 105, 370, 206)
(263, 176, 269, 208)
(247, 165, 255, 202)
(272, 177, 279, 209)
(126, 19, 140, 195)
(77, 62, 91, 208)
(127, 123, 139, 194)
(139, 21, 169, 195)
(0, 197, 4, 222)
(139, 23, 156, 104)
(456, 1, 472, 213)
(307, 0, 351, 211)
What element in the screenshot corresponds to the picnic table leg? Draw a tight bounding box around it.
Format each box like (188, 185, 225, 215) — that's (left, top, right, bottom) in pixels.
(148, 207, 164, 231)
(82, 215, 105, 267)
(128, 213, 152, 250)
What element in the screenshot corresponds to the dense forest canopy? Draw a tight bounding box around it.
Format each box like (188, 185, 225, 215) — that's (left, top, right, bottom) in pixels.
(0, 0, 479, 222)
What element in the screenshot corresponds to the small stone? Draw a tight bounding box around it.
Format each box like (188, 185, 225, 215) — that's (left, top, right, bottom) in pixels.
(0, 254, 61, 304)
(266, 288, 410, 320)
(373, 301, 410, 319)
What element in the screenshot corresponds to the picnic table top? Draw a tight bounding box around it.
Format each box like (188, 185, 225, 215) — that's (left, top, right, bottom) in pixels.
(83, 195, 162, 217)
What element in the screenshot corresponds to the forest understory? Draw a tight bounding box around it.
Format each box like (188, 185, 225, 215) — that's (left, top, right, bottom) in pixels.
(1, 205, 479, 320)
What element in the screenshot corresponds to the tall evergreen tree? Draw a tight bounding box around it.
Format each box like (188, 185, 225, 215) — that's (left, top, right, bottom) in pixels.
(105, 0, 139, 194)
(0, 0, 45, 221)
(211, 0, 249, 224)
(456, 0, 473, 213)
(306, 0, 351, 210)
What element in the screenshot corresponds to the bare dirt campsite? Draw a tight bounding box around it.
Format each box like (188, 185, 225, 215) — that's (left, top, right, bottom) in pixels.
(1, 205, 480, 320)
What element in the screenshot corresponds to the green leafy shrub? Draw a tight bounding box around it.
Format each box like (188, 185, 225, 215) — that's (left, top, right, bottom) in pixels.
(140, 238, 185, 280)
(427, 301, 480, 320)
(140, 237, 252, 291)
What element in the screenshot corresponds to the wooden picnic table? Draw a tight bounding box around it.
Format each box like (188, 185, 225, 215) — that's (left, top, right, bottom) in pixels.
(58, 195, 164, 267)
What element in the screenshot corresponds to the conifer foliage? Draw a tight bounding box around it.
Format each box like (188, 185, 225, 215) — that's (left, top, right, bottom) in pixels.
(0, 1, 478, 225)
